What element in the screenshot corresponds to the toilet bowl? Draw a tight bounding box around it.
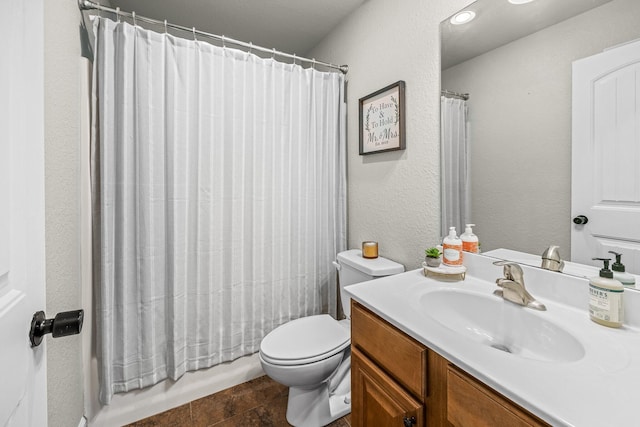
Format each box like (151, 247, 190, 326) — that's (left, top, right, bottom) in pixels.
(259, 249, 404, 426)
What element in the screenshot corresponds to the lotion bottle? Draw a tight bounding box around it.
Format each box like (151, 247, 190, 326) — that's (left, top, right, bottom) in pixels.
(608, 251, 636, 288)
(460, 224, 479, 253)
(442, 227, 463, 266)
(589, 257, 624, 328)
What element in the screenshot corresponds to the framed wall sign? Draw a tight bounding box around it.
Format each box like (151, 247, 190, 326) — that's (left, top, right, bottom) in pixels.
(359, 80, 406, 155)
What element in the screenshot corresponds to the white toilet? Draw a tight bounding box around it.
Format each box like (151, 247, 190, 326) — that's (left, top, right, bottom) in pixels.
(259, 249, 404, 426)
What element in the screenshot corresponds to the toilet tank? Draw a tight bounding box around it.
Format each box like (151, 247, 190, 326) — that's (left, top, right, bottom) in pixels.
(335, 249, 404, 318)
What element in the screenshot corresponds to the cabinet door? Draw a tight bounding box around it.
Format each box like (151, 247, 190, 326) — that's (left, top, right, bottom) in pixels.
(352, 348, 424, 427)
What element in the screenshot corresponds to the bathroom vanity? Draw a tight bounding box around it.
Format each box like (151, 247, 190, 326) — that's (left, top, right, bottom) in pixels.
(346, 252, 640, 426)
(351, 302, 548, 426)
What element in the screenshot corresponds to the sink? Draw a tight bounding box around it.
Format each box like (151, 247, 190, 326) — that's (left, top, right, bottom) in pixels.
(419, 289, 585, 363)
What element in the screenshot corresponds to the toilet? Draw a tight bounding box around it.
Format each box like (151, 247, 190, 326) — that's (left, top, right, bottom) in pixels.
(259, 249, 404, 426)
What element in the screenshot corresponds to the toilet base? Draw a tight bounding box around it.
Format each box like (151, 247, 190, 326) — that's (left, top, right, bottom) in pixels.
(286, 372, 351, 427)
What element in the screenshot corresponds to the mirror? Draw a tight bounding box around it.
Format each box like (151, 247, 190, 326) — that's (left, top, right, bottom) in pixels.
(440, 0, 640, 280)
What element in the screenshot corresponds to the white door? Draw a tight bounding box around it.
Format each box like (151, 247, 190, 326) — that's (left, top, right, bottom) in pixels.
(0, 0, 47, 426)
(572, 39, 640, 274)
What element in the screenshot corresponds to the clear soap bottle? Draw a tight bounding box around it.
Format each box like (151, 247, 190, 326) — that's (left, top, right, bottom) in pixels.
(589, 257, 624, 328)
(608, 251, 636, 288)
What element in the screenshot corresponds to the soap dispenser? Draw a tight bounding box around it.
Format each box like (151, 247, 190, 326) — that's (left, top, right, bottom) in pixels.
(442, 226, 463, 266)
(589, 257, 624, 328)
(608, 251, 636, 288)
(460, 224, 479, 253)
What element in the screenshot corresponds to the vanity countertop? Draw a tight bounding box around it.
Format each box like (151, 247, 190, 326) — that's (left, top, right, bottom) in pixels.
(345, 252, 640, 427)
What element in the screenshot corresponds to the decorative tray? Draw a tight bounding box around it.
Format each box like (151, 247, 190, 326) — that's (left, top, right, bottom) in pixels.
(422, 262, 467, 280)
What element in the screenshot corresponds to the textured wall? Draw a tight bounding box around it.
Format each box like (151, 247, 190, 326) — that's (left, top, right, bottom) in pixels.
(442, 0, 640, 256)
(308, 0, 472, 269)
(44, 0, 85, 426)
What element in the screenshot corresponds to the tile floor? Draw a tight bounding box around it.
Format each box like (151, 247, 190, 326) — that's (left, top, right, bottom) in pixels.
(124, 375, 351, 427)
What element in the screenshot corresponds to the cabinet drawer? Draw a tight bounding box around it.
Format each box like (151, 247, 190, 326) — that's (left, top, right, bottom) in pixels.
(351, 302, 427, 399)
(447, 366, 549, 427)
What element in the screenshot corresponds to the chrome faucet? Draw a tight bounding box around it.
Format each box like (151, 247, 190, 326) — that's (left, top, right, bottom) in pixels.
(493, 261, 546, 311)
(541, 245, 564, 272)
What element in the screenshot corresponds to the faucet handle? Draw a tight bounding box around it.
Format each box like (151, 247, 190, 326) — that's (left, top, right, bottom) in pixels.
(541, 245, 564, 272)
(492, 261, 546, 311)
(493, 260, 524, 283)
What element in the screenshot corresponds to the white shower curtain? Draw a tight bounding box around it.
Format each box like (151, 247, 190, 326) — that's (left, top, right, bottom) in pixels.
(91, 17, 346, 404)
(440, 96, 470, 238)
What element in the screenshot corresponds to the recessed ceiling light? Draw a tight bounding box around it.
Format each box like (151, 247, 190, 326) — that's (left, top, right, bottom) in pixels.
(508, 0, 536, 4)
(450, 10, 476, 25)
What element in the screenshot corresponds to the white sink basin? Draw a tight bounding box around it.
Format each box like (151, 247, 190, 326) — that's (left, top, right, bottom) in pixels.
(419, 289, 585, 363)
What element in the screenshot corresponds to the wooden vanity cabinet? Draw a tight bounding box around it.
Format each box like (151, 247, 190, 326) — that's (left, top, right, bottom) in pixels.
(350, 301, 549, 427)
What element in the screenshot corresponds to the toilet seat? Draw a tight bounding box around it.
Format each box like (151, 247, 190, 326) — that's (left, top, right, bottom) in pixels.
(260, 315, 350, 366)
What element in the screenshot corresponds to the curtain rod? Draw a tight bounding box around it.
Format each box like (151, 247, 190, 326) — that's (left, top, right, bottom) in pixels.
(441, 90, 469, 100)
(78, 0, 349, 74)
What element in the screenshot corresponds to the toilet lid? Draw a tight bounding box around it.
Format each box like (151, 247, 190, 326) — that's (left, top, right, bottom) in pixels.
(337, 249, 404, 276)
(260, 315, 350, 365)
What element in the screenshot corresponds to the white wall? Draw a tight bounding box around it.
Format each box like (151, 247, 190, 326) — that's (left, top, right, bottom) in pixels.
(44, 1, 85, 426)
(43, 0, 473, 425)
(308, 0, 472, 270)
(442, 0, 640, 256)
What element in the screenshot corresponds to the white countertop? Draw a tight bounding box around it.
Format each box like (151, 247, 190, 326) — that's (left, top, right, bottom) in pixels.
(344, 252, 640, 427)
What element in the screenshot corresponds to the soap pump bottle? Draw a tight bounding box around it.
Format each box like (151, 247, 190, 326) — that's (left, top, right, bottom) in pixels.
(460, 224, 479, 253)
(589, 257, 624, 328)
(442, 226, 463, 266)
(608, 251, 636, 288)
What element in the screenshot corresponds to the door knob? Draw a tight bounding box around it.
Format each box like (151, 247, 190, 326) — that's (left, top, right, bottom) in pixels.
(403, 416, 417, 427)
(29, 309, 84, 347)
(573, 215, 588, 225)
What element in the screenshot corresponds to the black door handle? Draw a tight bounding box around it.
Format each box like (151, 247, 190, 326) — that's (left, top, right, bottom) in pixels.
(403, 416, 417, 427)
(573, 215, 588, 225)
(29, 309, 84, 347)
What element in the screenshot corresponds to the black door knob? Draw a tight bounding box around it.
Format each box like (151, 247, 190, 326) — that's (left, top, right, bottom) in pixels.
(403, 416, 417, 427)
(29, 309, 84, 347)
(573, 215, 588, 225)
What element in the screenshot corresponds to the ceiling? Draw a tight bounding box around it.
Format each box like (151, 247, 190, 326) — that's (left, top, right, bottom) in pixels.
(107, 0, 366, 56)
(441, 0, 613, 69)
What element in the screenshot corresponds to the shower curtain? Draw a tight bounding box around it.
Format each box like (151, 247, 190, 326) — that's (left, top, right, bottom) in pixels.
(91, 17, 346, 404)
(440, 96, 470, 238)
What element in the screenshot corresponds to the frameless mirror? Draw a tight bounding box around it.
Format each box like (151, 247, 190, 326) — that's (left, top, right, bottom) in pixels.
(440, 0, 640, 282)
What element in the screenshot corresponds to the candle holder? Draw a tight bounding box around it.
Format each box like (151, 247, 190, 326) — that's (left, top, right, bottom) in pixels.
(362, 241, 379, 259)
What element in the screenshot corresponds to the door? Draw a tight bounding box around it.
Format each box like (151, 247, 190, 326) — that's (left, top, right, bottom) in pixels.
(352, 349, 424, 427)
(572, 39, 640, 273)
(0, 0, 47, 426)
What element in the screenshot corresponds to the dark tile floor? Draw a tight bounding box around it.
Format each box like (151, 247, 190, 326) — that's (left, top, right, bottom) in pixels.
(124, 375, 351, 427)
